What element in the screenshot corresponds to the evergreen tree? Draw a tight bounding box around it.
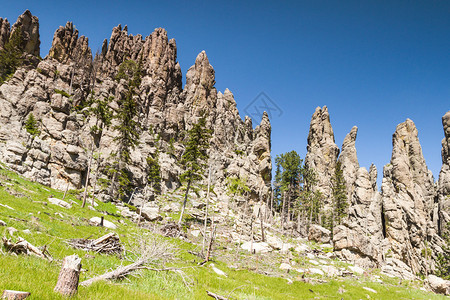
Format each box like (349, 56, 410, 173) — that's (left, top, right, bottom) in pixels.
(226, 176, 250, 198)
(178, 115, 212, 224)
(300, 166, 322, 227)
(332, 161, 348, 227)
(274, 151, 303, 221)
(0, 28, 23, 84)
(111, 59, 142, 200)
(24, 113, 40, 137)
(146, 150, 161, 195)
(436, 222, 450, 279)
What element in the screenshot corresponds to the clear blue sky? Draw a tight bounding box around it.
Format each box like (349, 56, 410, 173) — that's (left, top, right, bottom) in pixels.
(2, 1, 449, 185)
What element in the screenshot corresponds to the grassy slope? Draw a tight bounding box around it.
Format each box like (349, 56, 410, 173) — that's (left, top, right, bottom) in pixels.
(0, 165, 446, 300)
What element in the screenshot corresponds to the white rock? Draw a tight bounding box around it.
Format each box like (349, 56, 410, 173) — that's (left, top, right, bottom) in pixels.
(241, 241, 271, 253)
(427, 275, 450, 295)
(306, 253, 315, 259)
(191, 230, 201, 237)
(309, 268, 324, 276)
(48, 197, 72, 209)
(0, 220, 6, 226)
(89, 217, 117, 229)
(295, 244, 309, 252)
(309, 260, 319, 265)
(348, 265, 365, 275)
(322, 265, 340, 277)
(279, 263, 291, 270)
(22, 229, 31, 234)
(296, 268, 305, 273)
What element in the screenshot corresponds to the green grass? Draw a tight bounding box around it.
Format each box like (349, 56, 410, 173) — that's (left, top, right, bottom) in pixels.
(0, 165, 447, 299)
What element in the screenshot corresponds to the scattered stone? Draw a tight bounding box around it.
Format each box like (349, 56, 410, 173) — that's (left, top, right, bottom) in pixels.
(0, 203, 14, 210)
(279, 263, 291, 270)
(308, 268, 324, 276)
(22, 229, 31, 234)
(48, 198, 72, 209)
(0, 220, 6, 226)
(348, 265, 365, 275)
(241, 242, 271, 253)
(321, 265, 339, 277)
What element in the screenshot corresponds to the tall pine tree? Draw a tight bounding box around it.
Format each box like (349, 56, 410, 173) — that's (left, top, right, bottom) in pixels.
(178, 115, 212, 225)
(110, 59, 142, 200)
(332, 161, 348, 228)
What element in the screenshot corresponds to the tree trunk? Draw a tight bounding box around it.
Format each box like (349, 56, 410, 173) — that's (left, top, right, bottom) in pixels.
(82, 142, 94, 208)
(1, 290, 30, 300)
(54, 254, 82, 297)
(202, 166, 212, 256)
(178, 180, 191, 225)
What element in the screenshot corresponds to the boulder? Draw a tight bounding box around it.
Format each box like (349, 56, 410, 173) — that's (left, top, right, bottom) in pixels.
(241, 241, 271, 253)
(308, 224, 331, 243)
(427, 275, 450, 295)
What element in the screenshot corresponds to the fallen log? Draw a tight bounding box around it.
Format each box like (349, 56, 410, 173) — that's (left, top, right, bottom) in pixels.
(54, 254, 82, 297)
(1, 290, 30, 299)
(2, 237, 52, 261)
(80, 259, 146, 287)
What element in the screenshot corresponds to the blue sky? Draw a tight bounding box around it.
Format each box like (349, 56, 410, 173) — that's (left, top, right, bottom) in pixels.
(2, 1, 449, 185)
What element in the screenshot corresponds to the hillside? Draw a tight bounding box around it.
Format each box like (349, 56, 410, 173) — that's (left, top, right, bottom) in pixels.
(0, 163, 447, 299)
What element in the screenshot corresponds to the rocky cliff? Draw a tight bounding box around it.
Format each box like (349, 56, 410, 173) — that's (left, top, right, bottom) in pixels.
(305, 106, 449, 277)
(0, 11, 271, 207)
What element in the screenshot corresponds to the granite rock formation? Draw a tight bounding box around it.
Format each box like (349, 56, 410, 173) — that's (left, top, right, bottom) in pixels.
(0, 11, 271, 208)
(438, 111, 450, 234)
(304, 106, 340, 216)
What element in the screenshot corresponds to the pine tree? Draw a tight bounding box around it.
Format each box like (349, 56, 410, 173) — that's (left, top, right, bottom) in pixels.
(178, 115, 212, 225)
(0, 27, 23, 84)
(24, 113, 40, 137)
(146, 150, 161, 195)
(332, 161, 348, 227)
(300, 166, 322, 227)
(111, 59, 142, 200)
(274, 151, 303, 222)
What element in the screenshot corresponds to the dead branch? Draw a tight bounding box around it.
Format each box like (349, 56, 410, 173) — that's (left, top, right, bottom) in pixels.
(206, 290, 230, 300)
(66, 233, 122, 254)
(80, 259, 146, 287)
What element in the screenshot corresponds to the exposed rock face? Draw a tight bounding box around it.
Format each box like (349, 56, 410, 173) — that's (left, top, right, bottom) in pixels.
(0, 12, 271, 208)
(304, 106, 339, 214)
(10, 10, 40, 56)
(338, 126, 359, 199)
(0, 17, 10, 49)
(381, 119, 441, 274)
(48, 22, 92, 64)
(438, 111, 450, 234)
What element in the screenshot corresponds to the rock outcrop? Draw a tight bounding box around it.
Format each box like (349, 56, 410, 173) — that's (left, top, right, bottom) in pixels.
(304, 106, 339, 215)
(0, 17, 10, 49)
(438, 111, 450, 234)
(10, 10, 40, 56)
(381, 119, 441, 274)
(0, 11, 271, 209)
(48, 22, 91, 64)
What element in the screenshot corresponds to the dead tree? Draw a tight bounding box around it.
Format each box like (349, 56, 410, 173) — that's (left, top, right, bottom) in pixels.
(54, 254, 82, 297)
